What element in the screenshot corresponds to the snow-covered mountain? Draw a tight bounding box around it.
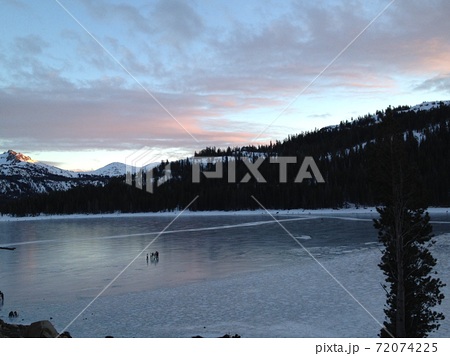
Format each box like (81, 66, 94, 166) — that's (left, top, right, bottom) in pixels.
(0, 150, 84, 178)
(411, 100, 450, 112)
(82, 162, 127, 177)
(0, 150, 123, 199)
(400, 100, 450, 113)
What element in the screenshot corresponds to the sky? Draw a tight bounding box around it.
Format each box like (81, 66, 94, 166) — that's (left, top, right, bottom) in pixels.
(1, 0, 450, 171)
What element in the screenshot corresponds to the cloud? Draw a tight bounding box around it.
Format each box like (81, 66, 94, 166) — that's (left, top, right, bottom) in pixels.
(3, 0, 450, 159)
(415, 74, 450, 93)
(165, 0, 450, 100)
(2, 0, 27, 10)
(38, 160, 65, 167)
(0, 81, 282, 153)
(79, 0, 152, 34)
(14, 34, 48, 55)
(79, 0, 204, 48)
(151, 0, 205, 47)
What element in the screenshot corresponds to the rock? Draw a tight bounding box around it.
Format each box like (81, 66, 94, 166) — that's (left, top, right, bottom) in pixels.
(58, 331, 72, 338)
(0, 319, 71, 338)
(0, 319, 28, 338)
(220, 333, 241, 338)
(192, 333, 241, 338)
(25, 320, 58, 338)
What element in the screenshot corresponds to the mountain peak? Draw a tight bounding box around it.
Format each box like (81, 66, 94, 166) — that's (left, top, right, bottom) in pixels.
(1, 150, 36, 164)
(0, 150, 111, 200)
(82, 162, 126, 177)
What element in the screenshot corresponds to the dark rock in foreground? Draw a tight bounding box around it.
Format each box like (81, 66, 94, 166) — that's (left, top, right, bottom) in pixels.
(192, 333, 241, 338)
(0, 319, 71, 338)
(220, 333, 241, 338)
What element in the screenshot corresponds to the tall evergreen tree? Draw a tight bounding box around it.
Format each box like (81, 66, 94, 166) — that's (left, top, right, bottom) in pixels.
(373, 109, 445, 337)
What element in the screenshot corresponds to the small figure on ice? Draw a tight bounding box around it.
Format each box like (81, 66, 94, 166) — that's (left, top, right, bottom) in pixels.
(150, 251, 159, 263)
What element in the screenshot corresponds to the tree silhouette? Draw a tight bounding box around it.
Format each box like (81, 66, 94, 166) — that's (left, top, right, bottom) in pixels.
(373, 109, 445, 337)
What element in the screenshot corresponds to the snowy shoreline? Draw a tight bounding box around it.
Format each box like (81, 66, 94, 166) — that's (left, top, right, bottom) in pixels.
(1, 206, 449, 222)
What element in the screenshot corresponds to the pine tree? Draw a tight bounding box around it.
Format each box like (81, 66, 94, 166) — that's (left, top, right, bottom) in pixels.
(373, 109, 445, 337)
(375, 206, 445, 337)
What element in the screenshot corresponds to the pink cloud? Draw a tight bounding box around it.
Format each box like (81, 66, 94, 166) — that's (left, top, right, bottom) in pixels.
(3, 0, 450, 159)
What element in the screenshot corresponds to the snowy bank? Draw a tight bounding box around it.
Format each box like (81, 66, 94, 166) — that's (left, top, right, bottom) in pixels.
(1, 206, 449, 222)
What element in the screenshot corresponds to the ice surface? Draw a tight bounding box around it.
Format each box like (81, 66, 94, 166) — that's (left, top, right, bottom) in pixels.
(1, 214, 449, 338)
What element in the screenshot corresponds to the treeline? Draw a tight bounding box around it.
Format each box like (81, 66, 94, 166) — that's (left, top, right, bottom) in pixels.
(1, 103, 450, 216)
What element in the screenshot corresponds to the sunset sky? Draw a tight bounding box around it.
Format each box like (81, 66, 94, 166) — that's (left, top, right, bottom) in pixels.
(1, 0, 450, 171)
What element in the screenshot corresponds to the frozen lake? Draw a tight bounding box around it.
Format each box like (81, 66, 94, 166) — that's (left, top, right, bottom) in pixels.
(1, 211, 449, 338)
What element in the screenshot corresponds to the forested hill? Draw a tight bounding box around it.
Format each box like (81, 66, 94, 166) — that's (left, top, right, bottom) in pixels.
(2, 101, 450, 216)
